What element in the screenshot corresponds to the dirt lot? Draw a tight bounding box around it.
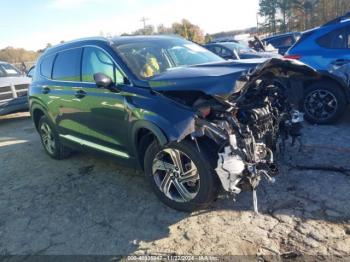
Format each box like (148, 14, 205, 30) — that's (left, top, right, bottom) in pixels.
(0, 111, 350, 258)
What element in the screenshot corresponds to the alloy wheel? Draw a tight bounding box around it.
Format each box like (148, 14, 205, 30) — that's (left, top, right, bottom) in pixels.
(304, 89, 338, 121)
(152, 148, 200, 203)
(40, 123, 56, 155)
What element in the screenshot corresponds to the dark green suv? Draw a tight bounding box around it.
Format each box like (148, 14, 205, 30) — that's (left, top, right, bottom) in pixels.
(29, 36, 315, 212)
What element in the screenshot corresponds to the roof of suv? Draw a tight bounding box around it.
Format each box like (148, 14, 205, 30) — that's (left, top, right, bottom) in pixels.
(42, 35, 184, 56)
(112, 35, 181, 44)
(43, 37, 110, 56)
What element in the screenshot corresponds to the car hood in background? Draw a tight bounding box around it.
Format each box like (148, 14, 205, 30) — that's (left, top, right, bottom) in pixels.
(148, 64, 247, 96)
(229, 58, 269, 69)
(239, 51, 282, 59)
(0, 76, 31, 87)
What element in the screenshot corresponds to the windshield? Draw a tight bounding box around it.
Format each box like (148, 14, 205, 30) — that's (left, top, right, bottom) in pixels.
(114, 38, 224, 79)
(0, 63, 21, 77)
(221, 42, 256, 54)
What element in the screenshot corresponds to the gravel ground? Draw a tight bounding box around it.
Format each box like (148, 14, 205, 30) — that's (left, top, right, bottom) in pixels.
(0, 111, 349, 258)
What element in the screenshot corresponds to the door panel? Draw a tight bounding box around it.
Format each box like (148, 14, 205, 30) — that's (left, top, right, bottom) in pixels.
(65, 84, 128, 153)
(57, 46, 130, 154)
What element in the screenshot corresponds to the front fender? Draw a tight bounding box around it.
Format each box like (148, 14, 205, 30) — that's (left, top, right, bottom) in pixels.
(128, 103, 194, 169)
(127, 104, 196, 144)
(318, 70, 350, 102)
(124, 88, 196, 145)
(131, 120, 168, 147)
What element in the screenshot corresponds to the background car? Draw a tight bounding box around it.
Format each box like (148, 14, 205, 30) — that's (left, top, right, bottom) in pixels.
(285, 12, 350, 124)
(205, 42, 281, 60)
(263, 32, 301, 55)
(0, 61, 31, 115)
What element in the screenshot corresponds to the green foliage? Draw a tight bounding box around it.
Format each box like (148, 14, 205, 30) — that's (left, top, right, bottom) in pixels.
(171, 19, 205, 43)
(204, 34, 213, 44)
(0, 47, 39, 63)
(128, 19, 205, 44)
(259, 0, 279, 33)
(259, 0, 350, 35)
(157, 24, 173, 35)
(133, 25, 155, 35)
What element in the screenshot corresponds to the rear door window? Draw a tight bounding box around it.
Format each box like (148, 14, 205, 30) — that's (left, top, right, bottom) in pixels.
(40, 55, 55, 78)
(219, 47, 232, 57)
(52, 48, 82, 81)
(317, 26, 350, 49)
(210, 46, 231, 57)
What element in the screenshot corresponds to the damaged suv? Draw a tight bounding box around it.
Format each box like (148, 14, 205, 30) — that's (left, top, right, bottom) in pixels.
(29, 36, 317, 211)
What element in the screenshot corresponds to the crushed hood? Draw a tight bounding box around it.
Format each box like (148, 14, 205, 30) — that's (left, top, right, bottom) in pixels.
(147, 58, 319, 97)
(148, 64, 247, 96)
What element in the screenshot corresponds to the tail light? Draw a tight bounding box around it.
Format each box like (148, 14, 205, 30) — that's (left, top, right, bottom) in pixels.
(284, 54, 302, 60)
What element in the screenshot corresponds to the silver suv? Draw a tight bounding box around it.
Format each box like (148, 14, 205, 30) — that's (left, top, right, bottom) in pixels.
(0, 61, 31, 115)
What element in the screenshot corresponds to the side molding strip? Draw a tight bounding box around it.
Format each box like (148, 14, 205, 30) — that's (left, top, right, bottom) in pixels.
(60, 134, 130, 159)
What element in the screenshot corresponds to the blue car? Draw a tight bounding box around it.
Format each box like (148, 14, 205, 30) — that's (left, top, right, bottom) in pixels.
(205, 42, 281, 60)
(263, 32, 301, 55)
(286, 12, 350, 124)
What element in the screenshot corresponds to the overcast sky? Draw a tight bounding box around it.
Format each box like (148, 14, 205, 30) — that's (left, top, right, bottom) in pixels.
(0, 0, 259, 51)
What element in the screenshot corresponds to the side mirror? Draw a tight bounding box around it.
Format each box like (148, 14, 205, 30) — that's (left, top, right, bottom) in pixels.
(94, 73, 113, 88)
(93, 73, 121, 92)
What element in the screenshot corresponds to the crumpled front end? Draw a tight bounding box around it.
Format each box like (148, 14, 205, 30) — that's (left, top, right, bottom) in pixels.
(155, 58, 319, 213)
(187, 59, 318, 213)
(191, 100, 304, 213)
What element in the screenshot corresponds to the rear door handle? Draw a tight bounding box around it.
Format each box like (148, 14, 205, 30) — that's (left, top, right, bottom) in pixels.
(331, 59, 350, 66)
(42, 87, 50, 94)
(75, 89, 86, 99)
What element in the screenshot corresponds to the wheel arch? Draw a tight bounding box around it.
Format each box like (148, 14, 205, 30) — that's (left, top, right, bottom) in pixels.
(131, 120, 169, 170)
(303, 72, 350, 103)
(30, 102, 48, 131)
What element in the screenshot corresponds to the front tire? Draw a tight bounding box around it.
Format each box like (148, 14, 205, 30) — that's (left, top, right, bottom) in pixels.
(144, 140, 219, 212)
(38, 115, 71, 159)
(303, 82, 347, 124)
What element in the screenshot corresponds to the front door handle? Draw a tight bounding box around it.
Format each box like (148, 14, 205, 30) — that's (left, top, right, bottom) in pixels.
(42, 87, 50, 94)
(75, 89, 86, 99)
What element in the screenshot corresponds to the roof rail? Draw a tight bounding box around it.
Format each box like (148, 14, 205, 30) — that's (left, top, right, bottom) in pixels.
(322, 11, 350, 27)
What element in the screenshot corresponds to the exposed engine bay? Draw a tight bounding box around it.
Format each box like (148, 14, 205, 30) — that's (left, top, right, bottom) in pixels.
(159, 59, 318, 213)
(193, 81, 304, 213)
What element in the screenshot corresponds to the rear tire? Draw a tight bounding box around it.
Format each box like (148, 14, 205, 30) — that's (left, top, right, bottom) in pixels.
(302, 82, 347, 124)
(38, 115, 71, 160)
(144, 140, 219, 212)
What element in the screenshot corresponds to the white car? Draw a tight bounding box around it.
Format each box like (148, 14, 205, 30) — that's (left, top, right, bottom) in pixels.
(0, 61, 32, 115)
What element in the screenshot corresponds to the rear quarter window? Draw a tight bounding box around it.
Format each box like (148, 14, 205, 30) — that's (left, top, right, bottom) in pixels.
(40, 55, 55, 78)
(52, 48, 82, 81)
(316, 26, 350, 49)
